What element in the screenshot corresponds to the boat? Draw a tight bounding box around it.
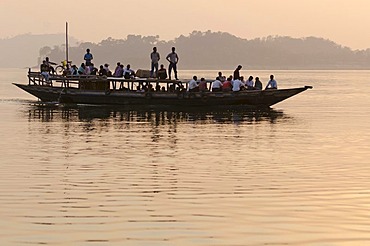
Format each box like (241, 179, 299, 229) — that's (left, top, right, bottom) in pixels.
(13, 69, 312, 109)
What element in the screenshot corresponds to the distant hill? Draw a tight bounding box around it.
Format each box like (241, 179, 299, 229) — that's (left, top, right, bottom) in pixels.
(2, 31, 370, 69)
(0, 33, 78, 68)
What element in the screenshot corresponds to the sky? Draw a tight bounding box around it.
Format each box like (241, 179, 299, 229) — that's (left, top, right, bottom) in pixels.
(1, 0, 369, 50)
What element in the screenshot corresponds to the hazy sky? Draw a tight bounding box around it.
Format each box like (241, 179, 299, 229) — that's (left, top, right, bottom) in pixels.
(1, 0, 369, 50)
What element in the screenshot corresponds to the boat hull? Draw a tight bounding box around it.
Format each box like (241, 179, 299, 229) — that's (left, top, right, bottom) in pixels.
(13, 83, 312, 108)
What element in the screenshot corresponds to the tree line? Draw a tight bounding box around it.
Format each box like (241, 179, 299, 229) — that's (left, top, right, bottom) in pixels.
(39, 30, 370, 70)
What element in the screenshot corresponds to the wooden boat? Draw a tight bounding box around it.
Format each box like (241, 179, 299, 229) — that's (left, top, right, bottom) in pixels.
(14, 70, 312, 108)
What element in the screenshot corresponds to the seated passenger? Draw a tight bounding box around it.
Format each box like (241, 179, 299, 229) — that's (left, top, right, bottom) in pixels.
(136, 85, 142, 92)
(211, 77, 223, 92)
(113, 62, 124, 77)
(222, 77, 232, 91)
(265, 74, 278, 89)
(216, 71, 226, 82)
(123, 64, 135, 79)
(45, 57, 57, 74)
(246, 76, 254, 90)
(78, 63, 86, 75)
(89, 63, 98, 75)
(161, 86, 166, 92)
(69, 65, 78, 76)
(99, 65, 107, 76)
(40, 60, 50, 81)
(103, 63, 112, 76)
(157, 64, 167, 79)
(63, 64, 71, 76)
(254, 77, 263, 90)
(187, 76, 199, 92)
(198, 78, 208, 92)
(155, 82, 161, 92)
(232, 78, 245, 92)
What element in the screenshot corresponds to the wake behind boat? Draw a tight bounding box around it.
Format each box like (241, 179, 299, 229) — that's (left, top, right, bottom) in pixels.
(14, 70, 312, 108)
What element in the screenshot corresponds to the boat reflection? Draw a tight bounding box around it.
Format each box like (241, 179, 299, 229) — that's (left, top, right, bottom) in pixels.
(26, 104, 291, 125)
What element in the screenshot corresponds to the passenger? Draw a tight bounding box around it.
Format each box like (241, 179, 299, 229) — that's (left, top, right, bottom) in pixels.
(99, 65, 107, 76)
(103, 63, 112, 76)
(188, 76, 199, 92)
(254, 77, 263, 90)
(240, 76, 245, 86)
(198, 78, 208, 92)
(166, 47, 179, 80)
(233, 65, 242, 80)
(155, 82, 161, 92)
(113, 62, 123, 77)
(45, 57, 57, 74)
(216, 71, 226, 82)
(157, 64, 167, 79)
(246, 76, 254, 90)
(63, 64, 71, 76)
(84, 48, 93, 66)
(148, 84, 154, 92)
(89, 63, 98, 75)
(211, 77, 223, 92)
(222, 77, 233, 91)
(232, 78, 245, 92)
(85, 64, 91, 75)
(78, 63, 86, 75)
(150, 47, 160, 78)
(123, 64, 135, 79)
(70, 64, 78, 76)
(40, 60, 50, 81)
(265, 74, 278, 89)
(169, 84, 175, 92)
(136, 85, 145, 92)
(161, 86, 166, 92)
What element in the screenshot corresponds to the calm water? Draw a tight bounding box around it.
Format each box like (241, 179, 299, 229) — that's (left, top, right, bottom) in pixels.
(1, 68, 370, 245)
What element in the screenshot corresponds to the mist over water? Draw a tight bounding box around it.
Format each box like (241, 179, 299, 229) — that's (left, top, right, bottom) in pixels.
(1, 69, 370, 245)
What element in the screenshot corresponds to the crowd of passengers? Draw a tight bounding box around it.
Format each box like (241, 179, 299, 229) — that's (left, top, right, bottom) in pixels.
(40, 48, 277, 92)
(187, 73, 277, 92)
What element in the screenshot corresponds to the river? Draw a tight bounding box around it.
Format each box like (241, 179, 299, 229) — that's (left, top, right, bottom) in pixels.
(1, 69, 370, 245)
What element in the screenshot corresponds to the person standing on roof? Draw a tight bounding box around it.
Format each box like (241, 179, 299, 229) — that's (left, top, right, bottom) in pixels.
(84, 48, 93, 66)
(150, 47, 160, 78)
(166, 47, 179, 80)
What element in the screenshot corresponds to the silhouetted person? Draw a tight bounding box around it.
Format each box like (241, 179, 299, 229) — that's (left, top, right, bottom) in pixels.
(157, 64, 167, 79)
(188, 75, 199, 92)
(265, 75, 278, 89)
(233, 65, 242, 80)
(254, 77, 262, 90)
(166, 47, 179, 80)
(45, 57, 57, 74)
(150, 47, 160, 78)
(84, 48, 93, 66)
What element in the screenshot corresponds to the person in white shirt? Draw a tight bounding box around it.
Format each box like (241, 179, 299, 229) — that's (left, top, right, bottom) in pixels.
(211, 78, 223, 92)
(166, 47, 179, 80)
(232, 79, 245, 92)
(188, 76, 199, 92)
(150, 47, 160, 78)
(123, 64, 136, 79)
(246, 76, 254, 89)
(265, 74, 278, 89)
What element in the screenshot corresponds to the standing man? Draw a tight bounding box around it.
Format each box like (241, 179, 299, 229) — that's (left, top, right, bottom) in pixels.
(84, 48, 93, 66)
(150, 47, 160, 78)
(166, 47, 179, 80)
(233, 65, 242, 80)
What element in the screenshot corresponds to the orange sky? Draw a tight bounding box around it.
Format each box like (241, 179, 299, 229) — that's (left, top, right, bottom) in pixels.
(1, 0, 369, 50)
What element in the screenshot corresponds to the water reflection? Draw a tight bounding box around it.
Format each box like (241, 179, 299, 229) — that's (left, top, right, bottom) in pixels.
(26, 104, 290, 125)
